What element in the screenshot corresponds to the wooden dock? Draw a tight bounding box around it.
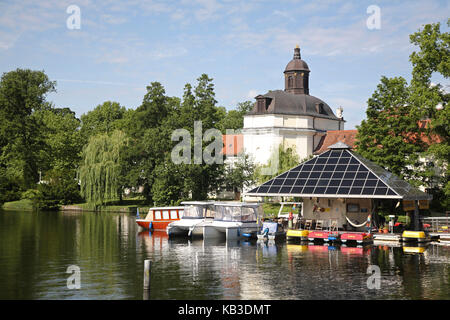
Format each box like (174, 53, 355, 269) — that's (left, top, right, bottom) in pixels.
(429, 232, 450, 242)
(373, 232, 450, 242)
(373, 233, 402, 242)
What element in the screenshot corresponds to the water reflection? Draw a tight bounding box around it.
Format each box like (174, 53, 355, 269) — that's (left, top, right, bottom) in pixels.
(0, 210, 448, 300)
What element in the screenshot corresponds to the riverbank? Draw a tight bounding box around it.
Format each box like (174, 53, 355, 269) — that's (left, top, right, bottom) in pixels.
(1, 199, 35, 211)
(1, 198, 151, 213)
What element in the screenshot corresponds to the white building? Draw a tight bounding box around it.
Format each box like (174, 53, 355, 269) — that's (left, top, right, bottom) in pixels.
(243, 46, 345, 165)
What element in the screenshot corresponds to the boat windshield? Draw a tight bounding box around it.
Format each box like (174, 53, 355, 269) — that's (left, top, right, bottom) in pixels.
(182, 205, 205, 219)
(214, 206, 257, 222)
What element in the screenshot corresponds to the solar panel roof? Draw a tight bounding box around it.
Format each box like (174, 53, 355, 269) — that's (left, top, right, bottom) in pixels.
(246, 142, 432, 200)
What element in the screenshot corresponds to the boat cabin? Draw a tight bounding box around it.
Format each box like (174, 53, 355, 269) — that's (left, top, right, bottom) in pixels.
(180, 201, 216, 219)
(136, 206, 184, 231)
(213, 202, 261, 222)
(146, 206, 184, 221)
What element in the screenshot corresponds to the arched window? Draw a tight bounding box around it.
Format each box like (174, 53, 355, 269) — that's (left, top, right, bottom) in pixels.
(288, 76, 293, 88)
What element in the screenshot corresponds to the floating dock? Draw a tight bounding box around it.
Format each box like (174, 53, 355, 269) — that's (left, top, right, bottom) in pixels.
(285, 229, 450, 244)
(373, 233, 402, 242)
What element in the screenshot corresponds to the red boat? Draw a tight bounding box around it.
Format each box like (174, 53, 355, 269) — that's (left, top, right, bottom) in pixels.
(340, 232, 373, 244)
(308, 230, 332, 241)
(136, 206, 184, 231)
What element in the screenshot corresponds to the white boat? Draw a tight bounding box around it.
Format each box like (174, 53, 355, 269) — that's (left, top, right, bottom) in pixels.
(166, 201, 215, 237)
(257, 221, 286, 241)
(202, 202, 262, 240)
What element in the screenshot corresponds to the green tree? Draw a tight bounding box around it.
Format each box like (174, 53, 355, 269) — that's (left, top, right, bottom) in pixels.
(79, 130, 128, 206)
(356, 76, 426, 182)
(223, 152, 256, 198)
(121, 82, 181, 203)
(147, 75, 226, 204)
(34, 107, 83, 172)
(216, 100, 253, 132)
(80, 101, 127, 142)
(254, 144, 301, 183)
(409, 20, 450, 209)
(0, 69, 56, 191)
(356, 20, 449, 210)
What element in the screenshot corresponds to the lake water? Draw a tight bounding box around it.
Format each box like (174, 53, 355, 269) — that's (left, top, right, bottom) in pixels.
(0, 210, 449, 300)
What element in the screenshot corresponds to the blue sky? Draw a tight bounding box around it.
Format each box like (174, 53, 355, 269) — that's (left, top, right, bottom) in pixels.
(0, 0, 448, 129)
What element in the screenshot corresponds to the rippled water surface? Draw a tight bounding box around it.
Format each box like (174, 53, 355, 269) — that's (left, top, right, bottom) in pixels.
(0, 210, 449, 300)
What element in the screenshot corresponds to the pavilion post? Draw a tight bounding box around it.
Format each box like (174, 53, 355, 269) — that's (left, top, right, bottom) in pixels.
(413, 200, 420, 231)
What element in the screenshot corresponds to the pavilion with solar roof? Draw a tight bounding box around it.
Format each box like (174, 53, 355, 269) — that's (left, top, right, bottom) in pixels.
(246, 142, 432, 234)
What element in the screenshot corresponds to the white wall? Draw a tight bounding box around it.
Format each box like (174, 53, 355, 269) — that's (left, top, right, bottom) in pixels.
(302, 198, 372, 230)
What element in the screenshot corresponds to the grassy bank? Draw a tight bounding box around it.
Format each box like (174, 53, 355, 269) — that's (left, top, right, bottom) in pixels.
(62, 198, 150, 213)
(1, 199, 35, 211)
(1, 197, 151, 213)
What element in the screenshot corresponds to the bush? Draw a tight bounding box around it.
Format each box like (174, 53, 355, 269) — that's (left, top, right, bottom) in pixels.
(32, 169, 82, 210)
(21, 189, 41, 200)
(0, 168, 22, 204)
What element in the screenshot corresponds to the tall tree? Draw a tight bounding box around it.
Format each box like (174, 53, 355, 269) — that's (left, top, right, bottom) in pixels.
(216, 100, 253, 133)
(34, 107, 83, 172)
(80, 101, 127, 142)
(148, 75, 226, 204)
(409, 20, 450, 209)
(356, 20, 449, 210)
(356, 76, 425, 182)
(121, 82, 180, 203)
(0, 69, 55, 190)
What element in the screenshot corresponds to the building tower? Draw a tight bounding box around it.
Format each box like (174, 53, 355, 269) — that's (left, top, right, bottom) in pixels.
(284, 44, 310, 95)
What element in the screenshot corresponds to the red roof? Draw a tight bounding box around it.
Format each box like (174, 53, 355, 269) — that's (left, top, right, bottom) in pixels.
(222, 134, 243, 156)
(314, 130, 358, 154)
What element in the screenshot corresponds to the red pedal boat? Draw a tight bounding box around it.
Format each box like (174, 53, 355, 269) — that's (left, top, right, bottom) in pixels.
(308, 230, 333, 242)
(340, 232, 373, 244)
(136, 206, 184, 231)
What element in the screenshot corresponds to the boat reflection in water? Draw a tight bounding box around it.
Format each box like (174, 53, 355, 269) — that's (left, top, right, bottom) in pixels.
(137, 227, 445, 300)
(341, 244, 372, 256)
(402, 242, 429, 254)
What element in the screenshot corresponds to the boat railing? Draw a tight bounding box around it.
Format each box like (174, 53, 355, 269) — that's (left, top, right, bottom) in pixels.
(420, 215, 450, 233)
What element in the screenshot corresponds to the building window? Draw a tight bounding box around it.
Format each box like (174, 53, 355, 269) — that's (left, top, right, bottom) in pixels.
(257, 98, 271, 112)
(316, 103, 326, 114)
(257, 99, 265, 112)
(288, 76, 293, 88)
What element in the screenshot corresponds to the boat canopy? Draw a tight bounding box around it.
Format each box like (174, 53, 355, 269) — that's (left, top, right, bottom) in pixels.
(213, 203, 261, 222)
(181, 201, 216, 219)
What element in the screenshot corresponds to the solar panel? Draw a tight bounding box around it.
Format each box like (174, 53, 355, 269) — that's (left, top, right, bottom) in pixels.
(246, 144, 431, 200)
(287, 171, 299, 178)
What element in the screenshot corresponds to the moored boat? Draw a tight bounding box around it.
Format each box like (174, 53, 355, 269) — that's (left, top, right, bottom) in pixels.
(257, 221, 286, 241)
(286, 229, 310, 241)
(166, 201, 215, 237)
(401, 230, 431, 243)
(340, 232, 373, 244)
(308, 230, 333, 242)
(202, 202, 262, 240)
(136, 206, 184, 231)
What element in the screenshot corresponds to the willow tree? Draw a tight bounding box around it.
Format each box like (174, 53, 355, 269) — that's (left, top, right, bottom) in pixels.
(79, 130, 128, 206)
